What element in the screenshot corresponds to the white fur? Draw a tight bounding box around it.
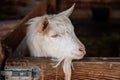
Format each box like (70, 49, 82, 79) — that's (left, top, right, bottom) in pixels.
(26, 4, 86, 80)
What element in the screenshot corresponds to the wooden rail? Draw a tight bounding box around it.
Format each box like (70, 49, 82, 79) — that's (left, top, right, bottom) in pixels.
(6, 57, 120, 80)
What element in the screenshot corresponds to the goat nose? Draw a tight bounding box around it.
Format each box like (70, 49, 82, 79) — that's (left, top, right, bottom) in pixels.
(79, 48, 83, 52)
(79, 47, 86, 54)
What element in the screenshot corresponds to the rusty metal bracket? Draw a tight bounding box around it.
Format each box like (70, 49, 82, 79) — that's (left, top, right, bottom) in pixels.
(1, 66, 40, 80)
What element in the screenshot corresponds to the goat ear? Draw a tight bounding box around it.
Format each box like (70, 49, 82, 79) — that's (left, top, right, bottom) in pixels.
(58, 3, 75, 17)
(37, 17, 49, 32)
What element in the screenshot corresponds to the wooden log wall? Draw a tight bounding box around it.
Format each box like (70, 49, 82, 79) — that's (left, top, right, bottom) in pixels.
(2, 0, 58, 57)
(5, 57, 120, 80)
(57, 0, 120, 19)
(59, 0, 120, 9)
(2, 0, 47, 53)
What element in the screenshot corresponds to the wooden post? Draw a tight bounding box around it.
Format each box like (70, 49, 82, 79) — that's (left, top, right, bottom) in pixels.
(0, 41, 4, 69)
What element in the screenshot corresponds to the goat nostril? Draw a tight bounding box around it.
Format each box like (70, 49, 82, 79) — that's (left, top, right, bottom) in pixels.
(79, 48, 84, 52)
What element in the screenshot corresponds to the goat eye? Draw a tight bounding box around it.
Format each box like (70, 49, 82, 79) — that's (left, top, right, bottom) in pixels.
(51, 34, 60, 38)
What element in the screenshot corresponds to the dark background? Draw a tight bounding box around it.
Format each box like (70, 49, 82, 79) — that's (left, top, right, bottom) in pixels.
(0, 0, 120, 57)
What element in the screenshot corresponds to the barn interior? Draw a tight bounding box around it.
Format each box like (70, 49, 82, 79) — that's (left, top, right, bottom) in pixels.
(0, 0, 120, 57)
(0, 0, 120, 79)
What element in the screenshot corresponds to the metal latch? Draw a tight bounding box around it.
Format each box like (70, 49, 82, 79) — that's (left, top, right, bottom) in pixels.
(1, 66, 40, 80)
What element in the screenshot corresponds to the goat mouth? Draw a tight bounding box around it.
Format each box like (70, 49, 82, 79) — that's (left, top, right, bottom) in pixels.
(72, 53, 85, 59)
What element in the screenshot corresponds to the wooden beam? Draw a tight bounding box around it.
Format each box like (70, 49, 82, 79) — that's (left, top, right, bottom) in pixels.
(5, 57, 120, 79)
(2, 0, 47, 52)
(47, 0, 56, 13)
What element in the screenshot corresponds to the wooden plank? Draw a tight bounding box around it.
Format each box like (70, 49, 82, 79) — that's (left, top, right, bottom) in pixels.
(2, 0, 47, 53)
(5, 57, 120, 80)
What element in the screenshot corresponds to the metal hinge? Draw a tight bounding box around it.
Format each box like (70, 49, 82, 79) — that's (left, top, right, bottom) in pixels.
(0, 66, 40, 80)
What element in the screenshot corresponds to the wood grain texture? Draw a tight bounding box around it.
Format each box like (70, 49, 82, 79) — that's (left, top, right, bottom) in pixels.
(5, 57, 120, 80)
(0, 24, 16, 40)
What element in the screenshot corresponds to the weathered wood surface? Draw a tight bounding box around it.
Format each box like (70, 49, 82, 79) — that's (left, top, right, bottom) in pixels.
(5, 57, 120, 80)
(3, 0, 47, 53)
(0, 23, 16, 40)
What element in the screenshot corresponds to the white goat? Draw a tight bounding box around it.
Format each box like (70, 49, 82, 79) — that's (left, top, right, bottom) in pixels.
(26, 3, 86, 80)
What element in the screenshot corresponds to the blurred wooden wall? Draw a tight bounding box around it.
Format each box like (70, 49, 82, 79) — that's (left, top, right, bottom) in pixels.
(55, 0, 120, 19)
